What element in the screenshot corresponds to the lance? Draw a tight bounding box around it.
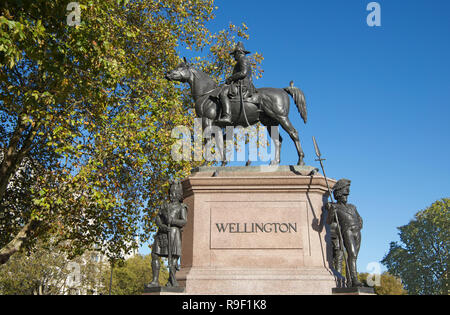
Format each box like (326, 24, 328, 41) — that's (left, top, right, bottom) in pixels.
(312, 136, 351, 286)
(167, 216, 174, 286)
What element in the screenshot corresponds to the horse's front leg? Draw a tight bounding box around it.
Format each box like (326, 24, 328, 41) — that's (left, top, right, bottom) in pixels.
(216, 126, 227, 167)
(201, 117, 211, 167)
(245, 134, 252, 167)
(203, 117, 225, 166)
(220, 128, 229, 167)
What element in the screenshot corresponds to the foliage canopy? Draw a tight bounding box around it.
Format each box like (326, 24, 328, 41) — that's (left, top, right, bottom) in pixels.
(0, 0, 261, 263)
(382, 198, 449, 295)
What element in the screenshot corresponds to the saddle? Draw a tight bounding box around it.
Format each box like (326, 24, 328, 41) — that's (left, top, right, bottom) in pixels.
(209, 86, 262, 112)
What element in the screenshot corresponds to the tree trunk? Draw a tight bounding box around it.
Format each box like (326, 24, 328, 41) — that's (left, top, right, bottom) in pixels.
(0, 116, 38, 202)
(0, 219, 40, 265)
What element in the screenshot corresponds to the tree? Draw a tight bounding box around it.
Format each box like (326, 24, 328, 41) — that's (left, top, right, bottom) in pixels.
(358, 272, 407, 295)
(0, 239, 105, 295)
(382, 198, 449, 295)
(0, 0, 260, 264)
(101, 254, 168, 295)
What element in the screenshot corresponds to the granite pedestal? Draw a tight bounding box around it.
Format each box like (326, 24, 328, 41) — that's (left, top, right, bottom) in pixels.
(177, 165, 337, 295)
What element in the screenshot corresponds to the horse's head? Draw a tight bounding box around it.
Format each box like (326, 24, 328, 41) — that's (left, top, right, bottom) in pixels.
(165, 58, 192, 83)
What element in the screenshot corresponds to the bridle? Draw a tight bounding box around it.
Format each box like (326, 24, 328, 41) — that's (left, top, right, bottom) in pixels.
(172, 65, 219, 118)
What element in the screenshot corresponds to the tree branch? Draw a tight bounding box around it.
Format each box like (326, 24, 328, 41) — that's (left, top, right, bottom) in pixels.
(0, 120, 39, 202)
(0, 115, 27, 200)
(0, 219, 40, 265)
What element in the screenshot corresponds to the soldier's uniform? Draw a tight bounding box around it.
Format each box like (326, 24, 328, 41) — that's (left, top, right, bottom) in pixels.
(146, 180, 187, 288)
(226, 51, 256, 99)
(326, 179, 363, 287)
(328, 203, 363, 233)
(327, 219, 343, 273)
(327, 203, 363, 260)
(217, 42, 257, 124)
(153, 202, 188, 258)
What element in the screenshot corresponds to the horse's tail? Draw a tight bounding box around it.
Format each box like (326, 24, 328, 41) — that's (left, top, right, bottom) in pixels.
(284, 82, 307, 124)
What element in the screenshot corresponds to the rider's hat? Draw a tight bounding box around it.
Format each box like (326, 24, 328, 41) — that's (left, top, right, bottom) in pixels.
(230, 42, 251, 55)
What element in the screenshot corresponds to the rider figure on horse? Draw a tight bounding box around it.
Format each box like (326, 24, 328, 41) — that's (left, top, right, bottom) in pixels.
(216, 42, 257, 124)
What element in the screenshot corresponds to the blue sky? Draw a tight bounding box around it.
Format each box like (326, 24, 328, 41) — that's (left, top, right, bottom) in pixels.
(210, 0, 450, 272)
(142, 0, 450, 273)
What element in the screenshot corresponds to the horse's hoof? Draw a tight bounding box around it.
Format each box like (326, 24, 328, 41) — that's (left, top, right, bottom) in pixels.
(297, 161, 306, 166)
(270, 161, 280, 166)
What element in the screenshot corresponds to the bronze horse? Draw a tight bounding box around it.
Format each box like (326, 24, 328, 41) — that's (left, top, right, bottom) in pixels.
(165, 61, 308, 166)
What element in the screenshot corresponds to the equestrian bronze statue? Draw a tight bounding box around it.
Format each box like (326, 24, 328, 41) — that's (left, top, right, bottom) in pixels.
(165, 42, 308, 166)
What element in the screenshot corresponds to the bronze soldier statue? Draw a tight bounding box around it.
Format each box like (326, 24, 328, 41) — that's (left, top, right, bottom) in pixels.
(146, 180, 187, 288)
(326, 179, 363, 287)
(216, 42, 257, 124)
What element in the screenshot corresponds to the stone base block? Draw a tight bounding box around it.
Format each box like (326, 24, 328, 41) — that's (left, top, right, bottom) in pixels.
(143, 286, 185, 295)
(179, 166, 337, 295)
(178, 267, 335, 295)
(332, 287, 376, 295)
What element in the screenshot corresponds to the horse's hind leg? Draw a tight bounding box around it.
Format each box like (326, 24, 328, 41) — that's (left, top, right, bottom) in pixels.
(278, 116, 305, 166)
(264, 121, 282, 166)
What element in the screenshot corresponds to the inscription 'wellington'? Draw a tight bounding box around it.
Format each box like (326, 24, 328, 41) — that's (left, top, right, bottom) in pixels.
(215, 222, 298, 234)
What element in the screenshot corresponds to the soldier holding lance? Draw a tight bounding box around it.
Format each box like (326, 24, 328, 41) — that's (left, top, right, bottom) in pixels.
(313, 137, 364, 288)
(326, 179, 363, 287)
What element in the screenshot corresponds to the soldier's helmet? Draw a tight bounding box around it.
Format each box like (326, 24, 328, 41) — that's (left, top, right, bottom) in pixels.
(332, 179, 351, 200)
(169, 179, 183, 202)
